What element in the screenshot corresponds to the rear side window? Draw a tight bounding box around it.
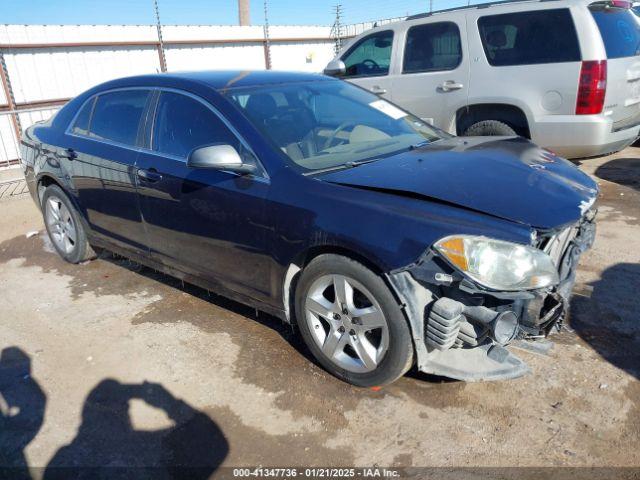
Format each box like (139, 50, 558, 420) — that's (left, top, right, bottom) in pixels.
(342, 30, 394, 78)
(90, 90, 150, 146)
(71, 97, 95, 136)
(403, 22, 462, 73)
(478, 9, 581, 66)
(590, 5, 640, 59)
(152, 91, 240, 159)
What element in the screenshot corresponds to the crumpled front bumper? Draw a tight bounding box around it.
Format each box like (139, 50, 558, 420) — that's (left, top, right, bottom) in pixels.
(387, 211, 597, 382)
(388, 271, 530, 382)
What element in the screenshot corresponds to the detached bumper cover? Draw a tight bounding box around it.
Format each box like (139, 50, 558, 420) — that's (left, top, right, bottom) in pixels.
(388, 210, 597, 382)
(388, 271, 529, 382)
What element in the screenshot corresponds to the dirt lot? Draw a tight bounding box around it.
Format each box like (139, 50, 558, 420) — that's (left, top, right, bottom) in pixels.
(0, 148, 639, 478)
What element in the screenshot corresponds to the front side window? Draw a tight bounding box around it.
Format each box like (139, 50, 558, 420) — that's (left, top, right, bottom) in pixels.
(342, 30, 394, 78)
(478, 9, 581, 66)
(590, 3, 640, 59)
(152, 91, 240, 159)
(226, 80, 445, 173)
(89, 90, 150, 146)
(403, 22, 463, 73)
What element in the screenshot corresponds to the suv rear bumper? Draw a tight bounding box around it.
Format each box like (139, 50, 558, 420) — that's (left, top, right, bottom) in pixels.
(531, 114, 640, 159)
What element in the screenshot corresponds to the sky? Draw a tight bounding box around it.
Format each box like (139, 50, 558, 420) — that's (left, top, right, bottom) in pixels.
(0, 0, 470, 26)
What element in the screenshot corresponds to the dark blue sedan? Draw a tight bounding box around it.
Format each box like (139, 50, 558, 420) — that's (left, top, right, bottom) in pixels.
(21, 71, 598, 386)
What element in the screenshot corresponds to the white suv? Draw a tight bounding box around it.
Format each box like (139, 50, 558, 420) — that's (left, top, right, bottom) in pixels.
(325, 0, 640, 159)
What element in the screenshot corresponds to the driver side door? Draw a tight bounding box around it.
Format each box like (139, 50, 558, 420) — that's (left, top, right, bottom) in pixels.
(340, 30, 396, 100)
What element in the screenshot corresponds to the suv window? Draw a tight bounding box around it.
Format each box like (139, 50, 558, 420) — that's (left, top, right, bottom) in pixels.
(89, 90, 150, 145)
(152, 91, 240, 159)
(590, 4, 640, 59)
(478, 9, 581, 67)
(403, 22, 462, 74)
(71, 97, 95, 136)
(342, 30, 394, 77)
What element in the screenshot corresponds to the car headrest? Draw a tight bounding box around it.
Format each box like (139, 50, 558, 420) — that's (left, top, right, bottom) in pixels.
(245, 94, 277, 120)
(487, 30, 507, 49)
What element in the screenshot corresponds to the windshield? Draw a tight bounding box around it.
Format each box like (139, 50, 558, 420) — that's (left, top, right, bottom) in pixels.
(224, 80, 445, 172)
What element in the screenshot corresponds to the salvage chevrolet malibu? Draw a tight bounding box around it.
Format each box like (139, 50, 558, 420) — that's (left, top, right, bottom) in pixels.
(21, 71, 598, 386)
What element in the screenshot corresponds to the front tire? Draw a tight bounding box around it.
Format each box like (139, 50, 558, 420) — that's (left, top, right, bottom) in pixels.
(42, 185, 95, 264)
(295, 254, 414, 387)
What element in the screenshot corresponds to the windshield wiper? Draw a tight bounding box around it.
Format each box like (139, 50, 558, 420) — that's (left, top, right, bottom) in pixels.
(303, 158, 382, 176)
(410, 140, 430, 150)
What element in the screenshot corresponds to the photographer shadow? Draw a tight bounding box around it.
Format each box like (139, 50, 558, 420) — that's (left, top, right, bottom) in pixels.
(44, 379, 228, 480)
(0, 347, 46, 480)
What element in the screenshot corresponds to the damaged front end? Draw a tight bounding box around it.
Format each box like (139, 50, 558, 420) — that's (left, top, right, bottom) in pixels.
(387, 209, 597, 382)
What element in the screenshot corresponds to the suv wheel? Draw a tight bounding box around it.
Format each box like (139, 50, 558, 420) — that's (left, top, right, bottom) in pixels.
(42, 185, 96, 264)
(295, 254, 414, 387)
(463, 119, 517, 137)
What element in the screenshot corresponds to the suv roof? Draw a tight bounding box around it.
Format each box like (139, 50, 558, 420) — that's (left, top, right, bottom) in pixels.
(382, 0, 596, 24)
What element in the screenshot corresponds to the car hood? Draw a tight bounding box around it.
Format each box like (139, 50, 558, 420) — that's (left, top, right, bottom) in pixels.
(318, 136, 599, 230)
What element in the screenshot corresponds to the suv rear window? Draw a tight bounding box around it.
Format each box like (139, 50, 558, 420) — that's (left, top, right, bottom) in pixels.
(590, 4, 640, 59)
(478, 9, 581, 66)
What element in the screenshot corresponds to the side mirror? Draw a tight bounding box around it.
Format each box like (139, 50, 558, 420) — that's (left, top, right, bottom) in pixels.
(324, 59, 346, 77)
(187, 144, 256, 174)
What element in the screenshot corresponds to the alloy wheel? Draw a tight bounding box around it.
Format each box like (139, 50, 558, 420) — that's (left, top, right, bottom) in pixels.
(45, 196, 77, 254)
(304, 274, 389, 373)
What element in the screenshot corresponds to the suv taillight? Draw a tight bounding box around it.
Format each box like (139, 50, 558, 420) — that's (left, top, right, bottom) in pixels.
(576, 60, 607, 115)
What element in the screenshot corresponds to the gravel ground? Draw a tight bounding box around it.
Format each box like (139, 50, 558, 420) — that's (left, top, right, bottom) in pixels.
(0, 148, 638, 478)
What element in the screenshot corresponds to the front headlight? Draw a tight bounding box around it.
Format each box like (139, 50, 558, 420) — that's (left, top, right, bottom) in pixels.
(434, 235, 559, 291)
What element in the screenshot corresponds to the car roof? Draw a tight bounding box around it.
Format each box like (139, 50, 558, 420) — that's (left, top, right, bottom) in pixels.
(98, 70, 333, 92)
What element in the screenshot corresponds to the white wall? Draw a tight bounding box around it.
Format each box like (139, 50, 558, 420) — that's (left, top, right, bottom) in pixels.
(0, 23, 337, 164)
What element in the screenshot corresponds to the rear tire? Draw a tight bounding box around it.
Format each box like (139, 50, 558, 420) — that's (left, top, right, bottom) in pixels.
(295, 254, 414, 387)
(463, 119, 517, 137)
(42, 185, 96, 264)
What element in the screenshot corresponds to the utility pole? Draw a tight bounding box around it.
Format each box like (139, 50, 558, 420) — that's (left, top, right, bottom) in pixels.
(153, 0, 167, 72)
(331, 4, 343, 55)
(238, 0, 251, 26)
(430, 0, 434, 13)
(263, 0, 272, 69)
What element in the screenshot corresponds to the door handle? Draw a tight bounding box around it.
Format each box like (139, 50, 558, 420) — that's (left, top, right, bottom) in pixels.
(370, 86, 387, 95)
(440, 81, 464, 92)
(59, 148, 78, 160)
(137, 168, 163, 183)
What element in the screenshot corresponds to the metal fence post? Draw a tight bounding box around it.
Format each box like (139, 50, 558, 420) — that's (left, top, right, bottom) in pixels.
(0, 51, 22, 142)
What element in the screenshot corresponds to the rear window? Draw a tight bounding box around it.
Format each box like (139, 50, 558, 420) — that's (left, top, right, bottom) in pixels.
(590, 4, 640, 59)
(478, 9, 581, 66)
(89, 90, 150, 146)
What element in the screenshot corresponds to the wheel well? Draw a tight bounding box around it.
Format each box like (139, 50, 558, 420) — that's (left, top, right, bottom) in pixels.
(456, 104, 530, 138)
(284, 245, 391, 326)
(37, 175, 63, 205)
(296, 245, 385, 276)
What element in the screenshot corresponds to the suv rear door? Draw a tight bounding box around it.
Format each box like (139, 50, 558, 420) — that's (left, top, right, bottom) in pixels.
(589, 2, 640, 130)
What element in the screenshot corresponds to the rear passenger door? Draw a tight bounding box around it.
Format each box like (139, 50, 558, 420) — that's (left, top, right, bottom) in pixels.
(389, 15, 469, 131)
(340, 30, 396, 99)
(66, 88, 152, 254)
